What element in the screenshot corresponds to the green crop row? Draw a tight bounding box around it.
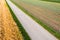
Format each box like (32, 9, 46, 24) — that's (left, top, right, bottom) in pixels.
(41, 0, 60, 3)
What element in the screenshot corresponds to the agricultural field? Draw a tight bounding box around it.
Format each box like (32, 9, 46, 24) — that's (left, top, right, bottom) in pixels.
(10, 0, 60, 39)
(0, 0, 23, 40)
(41, 0, 60, 3)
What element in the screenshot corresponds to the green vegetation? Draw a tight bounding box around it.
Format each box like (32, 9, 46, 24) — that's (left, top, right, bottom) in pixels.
(41, 0, 60, 3)
(10, 0, 60, 39)
(6, 1, 31, 40)
(19, 0, 60, 13)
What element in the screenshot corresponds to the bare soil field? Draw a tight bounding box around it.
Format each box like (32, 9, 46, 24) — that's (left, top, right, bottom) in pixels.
(0, 0, 23, 40)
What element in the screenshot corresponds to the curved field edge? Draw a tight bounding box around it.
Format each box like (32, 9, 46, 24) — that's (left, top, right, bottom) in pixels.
(10, 0, 60, 39)
(6, 1, 31, 40)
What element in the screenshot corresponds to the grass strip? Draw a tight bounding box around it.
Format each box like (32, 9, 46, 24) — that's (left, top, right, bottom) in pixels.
(10, 0, 60, 39)
(6, 1, 31, 40)
(41, 0, 60, 3)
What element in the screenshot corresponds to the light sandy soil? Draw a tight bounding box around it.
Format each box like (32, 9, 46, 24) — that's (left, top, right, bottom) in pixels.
(0, 0, 23, 40)
(13, 1, 60, 32)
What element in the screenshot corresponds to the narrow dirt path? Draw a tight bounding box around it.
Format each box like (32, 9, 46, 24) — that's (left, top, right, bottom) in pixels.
(0, 0, 23, 40)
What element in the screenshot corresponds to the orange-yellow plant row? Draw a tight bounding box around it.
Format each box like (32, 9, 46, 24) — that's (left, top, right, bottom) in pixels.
(0, 0, 23, 40)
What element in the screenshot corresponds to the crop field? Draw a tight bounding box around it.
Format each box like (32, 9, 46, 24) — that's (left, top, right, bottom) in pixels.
(41, 0, 60, 3)
(0, 0, 24, 40)
(10, 0, 60, 39)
